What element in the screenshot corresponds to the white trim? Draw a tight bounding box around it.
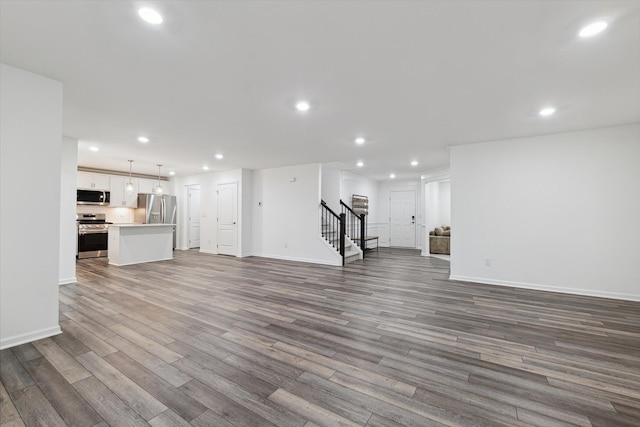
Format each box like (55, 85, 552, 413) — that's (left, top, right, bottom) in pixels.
(449, 275, 640, 302)
(343, 235, 363, 260)
(0, 325, 62, 350)
(420, 167, 451, 183)
(252, 252, 342, 266)
(318, 234, 343, 255)
(199, 248, 218, 255)
(59, 276, 77, 285)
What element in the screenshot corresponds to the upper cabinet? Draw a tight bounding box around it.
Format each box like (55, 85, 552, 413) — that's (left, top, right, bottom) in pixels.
(77, 171, 110, 190)
(109, 176, 138, 208)
(138, 178, 156, 194)
(138, 178, 174, 196)
(77, 170, 173, 200)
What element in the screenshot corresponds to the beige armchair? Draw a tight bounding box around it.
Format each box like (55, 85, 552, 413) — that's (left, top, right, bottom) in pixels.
(429, 226, 450, 255)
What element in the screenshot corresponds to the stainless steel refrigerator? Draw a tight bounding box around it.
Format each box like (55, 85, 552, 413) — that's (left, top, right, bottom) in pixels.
(134, 193, 177, 249)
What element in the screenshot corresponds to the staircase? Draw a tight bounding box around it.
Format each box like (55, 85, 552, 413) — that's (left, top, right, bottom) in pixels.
(320, 200, 363, 265)
(340, 199, 367, 254)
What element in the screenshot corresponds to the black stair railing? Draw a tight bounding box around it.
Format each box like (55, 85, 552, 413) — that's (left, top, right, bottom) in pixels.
(340, 199, 366, 258)
(320, 200, 345, 265)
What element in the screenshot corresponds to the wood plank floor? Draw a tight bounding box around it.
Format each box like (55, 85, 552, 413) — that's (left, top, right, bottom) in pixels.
(2, 248, 639, 426)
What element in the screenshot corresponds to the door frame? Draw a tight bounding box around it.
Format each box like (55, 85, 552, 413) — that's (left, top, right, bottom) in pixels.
(389, 189, 417, 248)
(186, 184, 201, 249)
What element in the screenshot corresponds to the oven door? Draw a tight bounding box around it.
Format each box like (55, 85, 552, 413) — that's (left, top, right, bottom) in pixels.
(77, 229, 108, 259)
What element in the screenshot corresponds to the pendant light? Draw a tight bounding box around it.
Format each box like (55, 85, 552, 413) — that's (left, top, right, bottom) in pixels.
(154, 164, 163, 194)
(125, 160, 135, 193)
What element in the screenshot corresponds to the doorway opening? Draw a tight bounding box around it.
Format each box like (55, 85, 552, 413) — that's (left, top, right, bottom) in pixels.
(424, 179, 451, 259)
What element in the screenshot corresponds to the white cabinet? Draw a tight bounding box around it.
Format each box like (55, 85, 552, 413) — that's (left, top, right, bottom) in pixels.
(138, 178, 157, 194)
(162, 181, 174, 196)
(109, 176, 138, 208)
(137, 178, 173, 195)
(77, 171, 110, 190)
(77, 171, 172, 198)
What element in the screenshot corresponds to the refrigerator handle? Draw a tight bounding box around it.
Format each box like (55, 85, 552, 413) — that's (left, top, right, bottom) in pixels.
(161, 197, 165, 223)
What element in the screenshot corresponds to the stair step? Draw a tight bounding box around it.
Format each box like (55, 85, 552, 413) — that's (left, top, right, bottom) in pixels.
(325, 238, 353, 249)
(345, 253, 361, 264)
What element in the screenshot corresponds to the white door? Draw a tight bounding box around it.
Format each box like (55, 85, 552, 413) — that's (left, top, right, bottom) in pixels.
(187, 185, 201, 248)
(389, 190, 416, 247)
(217, 182, 237, 256)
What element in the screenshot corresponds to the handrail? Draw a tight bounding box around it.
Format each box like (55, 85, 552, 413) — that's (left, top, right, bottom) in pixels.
(321, 200, 341, 219)
(320, 200, 345, 265)
(339, 199, 358, 216)
(339, 199, 366, 258)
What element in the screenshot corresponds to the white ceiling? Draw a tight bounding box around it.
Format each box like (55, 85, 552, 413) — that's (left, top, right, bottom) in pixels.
(1, 1, 639, 180)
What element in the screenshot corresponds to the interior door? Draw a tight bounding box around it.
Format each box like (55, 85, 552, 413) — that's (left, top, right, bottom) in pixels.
(389, 190, 416, 247)
(217, 182, 237, 256)
(188, 186, 201, 248)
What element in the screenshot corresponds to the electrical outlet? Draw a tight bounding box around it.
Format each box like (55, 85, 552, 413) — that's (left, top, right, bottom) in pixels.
(484, 257, 492, 266)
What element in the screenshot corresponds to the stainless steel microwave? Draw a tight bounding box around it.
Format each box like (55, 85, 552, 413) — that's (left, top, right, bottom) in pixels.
(77, 189, 110, 205)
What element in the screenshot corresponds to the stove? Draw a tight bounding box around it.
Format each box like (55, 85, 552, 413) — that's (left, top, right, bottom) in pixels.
(77, 213, 112, 259)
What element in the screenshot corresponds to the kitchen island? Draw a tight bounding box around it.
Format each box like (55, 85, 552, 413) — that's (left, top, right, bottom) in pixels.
(108, 224, 174, 266)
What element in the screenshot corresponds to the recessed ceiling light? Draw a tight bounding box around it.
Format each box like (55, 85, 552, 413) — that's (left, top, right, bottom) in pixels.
(295, 101, 310, 112)
(215, 154, 224, 160)
(89, 146, 99, 152)
(355, 137, 366, 145)
(579, 21, 607, 38)
(203, 166, 210, 171)
(138, 8, 163, 25)
(169, 171, 175, 176)
(137, 136, 149, 143)
(389, 173, 396, 179)
(356, 161, 364, 167)
(539, 107, 556, 117)
(411, 160, 418, 166)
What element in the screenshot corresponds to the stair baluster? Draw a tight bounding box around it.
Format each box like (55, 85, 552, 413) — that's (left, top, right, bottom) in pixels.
(340, 199, 366, 259)
(320, 200, 345, 265)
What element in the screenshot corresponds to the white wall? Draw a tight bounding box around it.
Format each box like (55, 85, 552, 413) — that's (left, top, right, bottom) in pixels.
(450, 124, 640, 301)
(321, 163, 341, 213)
(1, 64, 63, 348)
(425, 180, 451, 230)
(252, 163, 341, 265)
(340, 171, 379, 224)
(60, 137, 78, 285)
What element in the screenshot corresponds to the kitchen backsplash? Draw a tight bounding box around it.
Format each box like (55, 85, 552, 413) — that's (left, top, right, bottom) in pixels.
(76, 205, 135, 223)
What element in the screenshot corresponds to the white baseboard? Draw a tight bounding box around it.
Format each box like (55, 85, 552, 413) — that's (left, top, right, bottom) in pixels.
(449, 274, 640, 302)
(199, 249, 218, 255)
(197, 249, 251, 258)
(252, 252, 342, 266)
(59, 276, 77, 285)
(0, 325, 62, 350)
